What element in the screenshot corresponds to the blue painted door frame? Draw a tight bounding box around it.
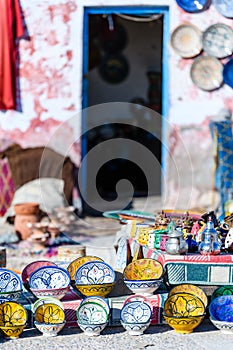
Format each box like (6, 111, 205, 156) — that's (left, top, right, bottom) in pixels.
(82, 5, 170, 201)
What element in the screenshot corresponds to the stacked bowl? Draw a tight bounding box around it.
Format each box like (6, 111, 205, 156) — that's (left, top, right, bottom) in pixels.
(123, 258, 164, 296)
(28, 265, 71, 300)
(76, 296, 110, 336)
(74, 260, 116, 298)
(0, 268, 23, 300)
(209, 295, 233, 334)
(163, 284, 207, 334)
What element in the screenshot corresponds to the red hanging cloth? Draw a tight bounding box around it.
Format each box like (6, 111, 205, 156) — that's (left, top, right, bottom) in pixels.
(0, 0, 24, 110)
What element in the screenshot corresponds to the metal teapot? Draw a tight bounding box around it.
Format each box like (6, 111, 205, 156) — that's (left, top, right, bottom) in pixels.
(165, 224, 188, 255)
(198, 216, 221, 255)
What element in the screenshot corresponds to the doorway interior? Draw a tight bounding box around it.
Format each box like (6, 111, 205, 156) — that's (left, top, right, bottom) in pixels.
(82, 7, 169, 215)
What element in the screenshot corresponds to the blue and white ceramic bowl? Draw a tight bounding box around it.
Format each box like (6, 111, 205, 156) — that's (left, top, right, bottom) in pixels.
(209, 295, 233, 322)
(120, 320, 151, 336)
(29, 266, 71, 290)
(210, 316, 233, 334)
(0, 290, 22, 301)
(77, 321, 108, 336)
(75, 261, 115, 285)
(80, 296, 110, 316)
(77, 301, 109, 324)
(124, 278, 162, 296)
(0, 268, 22, 292)
(34, 321, 66, 337)
(120, 300, 152, 324)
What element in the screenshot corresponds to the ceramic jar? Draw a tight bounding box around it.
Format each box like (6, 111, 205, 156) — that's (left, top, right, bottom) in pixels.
(14, 203, 40, 240)
(165, 228, 188, 255)
(198, 217, 221, 255)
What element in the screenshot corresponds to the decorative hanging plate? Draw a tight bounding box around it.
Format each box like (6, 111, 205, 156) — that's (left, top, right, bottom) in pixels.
(223, 58, 233, 89)
(29, 266, 70, 290)
(171, 23, 203, 58)
(202, 23, 233, 58)
(120, 300, 152, 323)
(212, 0, 233, 18)
(175, 0, 210, 13)
(190, 56, 223, 91)
(0, 268, 22, 292)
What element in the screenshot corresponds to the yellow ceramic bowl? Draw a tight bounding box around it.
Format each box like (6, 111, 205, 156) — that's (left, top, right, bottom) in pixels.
(35, 303, 65, 324)
(169, 284, 208, 308)
(163, 314, 205, 334)
(67, 256, 104, 281)
(0, 301, 27, 326)
(74, 282, 115, 297)
(0, 323, 26, 338)
(164, 292, 205, 317)
(123, 258, 163, 280)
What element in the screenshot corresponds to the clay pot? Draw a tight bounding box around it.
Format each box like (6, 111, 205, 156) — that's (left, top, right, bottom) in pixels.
(14, 203, 40, 240)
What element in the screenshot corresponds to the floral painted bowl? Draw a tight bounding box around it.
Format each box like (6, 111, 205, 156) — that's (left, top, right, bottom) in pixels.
(34, 321, 66, 337)
(209, 295, 233, 322)
(32, 297, 64, 313)
(124, 278, 163, 296)
(74, 282, 115, 298)
(77, 321, 108, 336)
(75, 261, 115, 285)
(0, 268, 22, 292)
(0, 301, 27, 326)
(77, 301, 109, 325)
(120, 300, 152, 324)
(210, 316, 233, 334)
(0, 323, 26, 339)
(35, 303, 65, 324)
(22, 260, 57, 285)
(120, 320, 151, 335)
(80, 296, 110, 316)
(123, 258, 163, 280)
(67, 256, 104, 281)
(169, 284, 208, 308)
(163, 314, 205, 334)
(0, 290, 23, 301)
(164, 292, 205, 317)
(30, 286, 70, 300)
(29, 266, 71, 290)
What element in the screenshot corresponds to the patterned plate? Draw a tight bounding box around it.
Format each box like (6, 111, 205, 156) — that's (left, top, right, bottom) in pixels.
(175, 0, 210, 13)
(120, 300, 152, 323)
(123, 258, 163, 280)
(75, 261, 115, 285)
(77, 301, 108, 324)
(0, 268, 22, 292)
(171, 23, 203, 58)
(223, 58, 233, 89)
(209, 295, 233, 322)
(164, 292, 205, 317)
(169, 284, 208, 307)
(190, 56, 223, 91)
(0, 301, 27, 326)
(35, 303, 65, 324)
(213, 0, 233, 18)
(29, 266, 70, 290)
(80, 296, 110, 315)
(67, 256, 103, 281)
(22, 260, 57, 284)
(202, 23, 233, 58)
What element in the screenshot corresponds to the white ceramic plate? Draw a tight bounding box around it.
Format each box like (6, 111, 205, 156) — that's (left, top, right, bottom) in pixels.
(190, 56, 223, 91)
(202, 23, 233, 58)
(171, 23, 203, 58)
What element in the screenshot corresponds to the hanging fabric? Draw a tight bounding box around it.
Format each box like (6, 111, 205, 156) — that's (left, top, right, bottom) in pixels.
(0, 0, 24, 110)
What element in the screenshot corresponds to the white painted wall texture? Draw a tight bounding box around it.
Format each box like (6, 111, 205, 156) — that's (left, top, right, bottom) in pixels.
(0, 0, 232, 210)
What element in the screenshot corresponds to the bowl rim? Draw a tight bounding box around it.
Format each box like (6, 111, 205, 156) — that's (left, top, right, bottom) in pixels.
(74, 260, 115, 284)
(123, 258, 164, 280)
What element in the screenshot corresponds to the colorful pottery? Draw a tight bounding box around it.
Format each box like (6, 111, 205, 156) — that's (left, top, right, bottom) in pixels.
(169, 284, 208, 308)
(223, 58, 233, 89)
(22, 260, 57, 284)
(67, 256, 103, 281)
(74, 282, 115, 298)
(210, 316, 233, 334)
(14, 202, 40, 240)
(123, 258, 163, 280)
(209, 295, 233, 322)
(120, 320, 151, 336)
(75, 261, 115, 285)
(170, 23, 202, 58)
(35, 303, 65, 324)
(164, 293, 205, 317)
(29, 266, 70, 289)
(80, 296, 110, 315)
(202, 23, 233, 58)
(0, 324, 26, 338)
(0, 290, 22, 301)
(124, 279, 162, 296)
(30, 286, 70, 300)
(0, 268, 22, 292)
(32, 297, 64, 313)
(123, 295, 153, 310)
(78, 321, 108, 336)
(212, 286, 233, 301)
(175, 0, 210, 12)
(34, 321, 66, 336)
(212, 0, 233, 18)
(0, 301, 27, 327)
(163, 314, 205, 334)
(120, 300, 152, 324)
(77, 301, 108, 324)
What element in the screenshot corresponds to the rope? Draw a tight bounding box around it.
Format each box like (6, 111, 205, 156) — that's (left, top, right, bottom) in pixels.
(115, 13, 163, 22)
